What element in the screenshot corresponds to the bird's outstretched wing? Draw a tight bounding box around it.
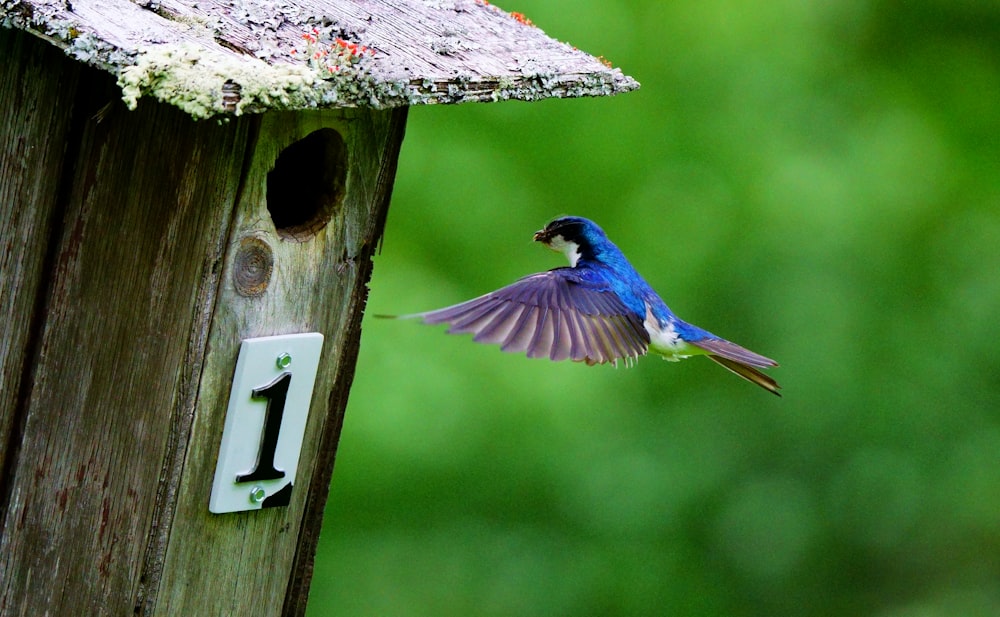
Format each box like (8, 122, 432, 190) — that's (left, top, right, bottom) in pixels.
(689, 338, 781, 396)
(405, 271, 650, 365)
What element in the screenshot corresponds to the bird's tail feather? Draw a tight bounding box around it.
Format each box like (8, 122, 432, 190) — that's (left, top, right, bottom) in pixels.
(692, 336, 781, 395)
(705, 355, 781, 396)
(689, 337, 777, 368)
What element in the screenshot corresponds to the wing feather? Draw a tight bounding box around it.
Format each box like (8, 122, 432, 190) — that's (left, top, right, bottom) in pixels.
(428, 300, 492, 330)
(588, 314, 617, 364)
(408, 271, 649, 365)
(450, 306, 499, 333)
(500, 305, 539, 353)
(527, 306, 556, 359)
(567, 310, 589, 361)
(473, 304, 525, 345)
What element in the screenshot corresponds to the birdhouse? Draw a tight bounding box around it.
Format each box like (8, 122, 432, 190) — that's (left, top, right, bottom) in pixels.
(0, 0, 637, 613)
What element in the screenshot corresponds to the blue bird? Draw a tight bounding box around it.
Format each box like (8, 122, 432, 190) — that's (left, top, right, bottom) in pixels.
(399, 216, 780, 395)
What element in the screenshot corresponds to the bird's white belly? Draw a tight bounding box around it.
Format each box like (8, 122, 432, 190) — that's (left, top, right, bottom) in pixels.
(644, 305, 697, 362)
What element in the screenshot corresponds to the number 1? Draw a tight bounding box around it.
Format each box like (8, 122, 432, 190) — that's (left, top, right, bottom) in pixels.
(236, 371, 291, 483)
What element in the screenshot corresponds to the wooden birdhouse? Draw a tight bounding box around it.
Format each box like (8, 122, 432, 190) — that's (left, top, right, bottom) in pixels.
(0, 0, 637, 613)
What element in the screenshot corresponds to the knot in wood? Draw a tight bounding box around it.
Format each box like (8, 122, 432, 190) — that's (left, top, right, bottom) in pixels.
(233, 237, 273, 297)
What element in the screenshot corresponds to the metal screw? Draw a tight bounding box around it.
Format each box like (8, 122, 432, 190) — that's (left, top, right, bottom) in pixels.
(276, 353, 292, 369)
(249, 486, 266, 504)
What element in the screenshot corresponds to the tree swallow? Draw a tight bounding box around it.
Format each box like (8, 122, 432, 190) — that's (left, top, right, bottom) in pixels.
(398, 216, 780, 395)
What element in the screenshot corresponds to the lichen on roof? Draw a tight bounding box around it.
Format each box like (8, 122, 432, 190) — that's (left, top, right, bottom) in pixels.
(1, 0, 639, 118)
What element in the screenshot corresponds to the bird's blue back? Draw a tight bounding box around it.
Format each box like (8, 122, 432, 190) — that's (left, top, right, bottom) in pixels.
(571, 219, 717, 343)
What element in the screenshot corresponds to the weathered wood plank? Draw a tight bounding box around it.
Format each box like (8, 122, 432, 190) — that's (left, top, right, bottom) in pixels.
(0, 48, 253, 614)
(282, 105, 407, 617)
(0, 29, 81, 489)
(2, 0, 637, 117)
(0, 30, 404, 614)
(147, 107, 403, 615)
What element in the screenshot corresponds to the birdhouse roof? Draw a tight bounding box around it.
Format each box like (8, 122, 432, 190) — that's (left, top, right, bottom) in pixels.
(1, 0, 639, 118)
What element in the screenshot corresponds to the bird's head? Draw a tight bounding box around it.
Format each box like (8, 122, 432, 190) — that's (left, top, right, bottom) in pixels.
(533, 216, 607, 267)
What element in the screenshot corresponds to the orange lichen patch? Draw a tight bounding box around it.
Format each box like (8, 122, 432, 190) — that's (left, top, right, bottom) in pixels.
(291, 28, 375, 75)
(510, 11, 534, 26)
(474, 0, 535, 28)
(333, 37, 374, 57)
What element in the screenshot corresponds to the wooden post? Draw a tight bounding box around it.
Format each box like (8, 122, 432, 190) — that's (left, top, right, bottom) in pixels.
(0, 28, 406, 615)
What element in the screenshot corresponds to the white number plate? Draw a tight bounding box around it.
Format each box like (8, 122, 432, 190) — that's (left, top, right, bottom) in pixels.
(209, 333, 324, 514)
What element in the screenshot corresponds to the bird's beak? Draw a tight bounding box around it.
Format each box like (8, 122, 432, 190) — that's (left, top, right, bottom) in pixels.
(533, 229, 547, 242)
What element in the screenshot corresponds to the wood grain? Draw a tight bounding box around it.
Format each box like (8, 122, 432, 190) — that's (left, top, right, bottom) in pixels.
(0, 120, 253, 610)
(0, 33, 249, 613)
(0, 29, 82, 490)
(282, 105, 408, 617)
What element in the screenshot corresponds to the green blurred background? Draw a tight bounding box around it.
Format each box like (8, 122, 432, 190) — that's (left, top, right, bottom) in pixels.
(308, 1, 1000, 615)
